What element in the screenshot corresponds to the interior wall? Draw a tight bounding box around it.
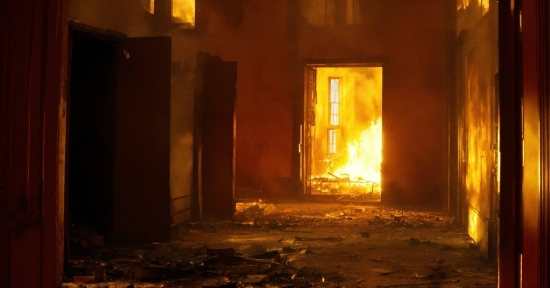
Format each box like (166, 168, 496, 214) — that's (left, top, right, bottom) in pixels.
(177, 0, 456, 205)
(168, 0, 298, 199)
(69, 0, 156, 37)
(456, 1, 499, 258)
(298, 0, 456, 207)
(70, 0, 458, 222)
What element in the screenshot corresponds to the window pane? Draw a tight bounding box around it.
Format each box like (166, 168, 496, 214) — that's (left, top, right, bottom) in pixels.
(173, 0, 195, 26)
(328, 129, 337, 154)
(329, 78, 340, 126)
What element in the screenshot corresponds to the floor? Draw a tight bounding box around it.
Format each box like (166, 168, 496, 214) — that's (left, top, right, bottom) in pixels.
(63, 200, 497, 288)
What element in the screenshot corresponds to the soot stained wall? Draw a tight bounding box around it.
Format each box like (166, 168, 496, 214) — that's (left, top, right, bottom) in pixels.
(183, 0, 455, 205)
(457, 1, 499, 258)
(297, 1, 456, 207)
(170, 1, 297, 199)
(70, 0, 457, 221)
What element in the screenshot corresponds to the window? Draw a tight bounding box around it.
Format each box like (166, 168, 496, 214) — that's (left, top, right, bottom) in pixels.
(141, 0, 195, 28)
(328, 77, 340, 154)
(329, 78, 340, 126)
(328, 129, 337, 154)
(172, 0, 195, 27)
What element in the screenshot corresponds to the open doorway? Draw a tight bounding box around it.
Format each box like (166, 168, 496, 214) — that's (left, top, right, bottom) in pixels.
(67, 29, 118, 242)
(303, 65, 383, 201)
(66, 24, 172, 252)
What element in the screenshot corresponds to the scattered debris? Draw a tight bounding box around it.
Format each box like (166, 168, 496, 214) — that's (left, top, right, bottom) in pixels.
(294, 236, 343, 241)
(207, 247, 235, 256)
(410, 237, 422, 245)
(65, 243, 330, 287)
(360, 231, 370, 238)
(64, 202, 497, 287)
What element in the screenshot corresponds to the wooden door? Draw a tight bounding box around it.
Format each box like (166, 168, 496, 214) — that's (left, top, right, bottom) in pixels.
(302, 66, 317, 195)
(198, 60, 237, 219)
(113, 37, 171, 242)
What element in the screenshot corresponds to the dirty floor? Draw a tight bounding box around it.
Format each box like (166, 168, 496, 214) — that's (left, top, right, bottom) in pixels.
(64, 200, 498, 288)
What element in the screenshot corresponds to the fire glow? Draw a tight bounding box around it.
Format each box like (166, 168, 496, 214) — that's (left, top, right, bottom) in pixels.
(310, 67, 382, 198)
(337, 119, 382, 183)
(172, 0, 195, 26)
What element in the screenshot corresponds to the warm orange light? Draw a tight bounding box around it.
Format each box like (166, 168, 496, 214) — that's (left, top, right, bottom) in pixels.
(310, 67, 382, 197)
(172, 0, 195, 26)
(336, 119, 382, 183)
(457, 0, 489, 15)
(142, 0, 154, 14)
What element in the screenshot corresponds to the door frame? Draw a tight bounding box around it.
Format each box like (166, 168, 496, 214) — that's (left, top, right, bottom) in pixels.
(498, 0, 550, 286)
(299, 61, 385, 199)
(65, 21, 126, 250)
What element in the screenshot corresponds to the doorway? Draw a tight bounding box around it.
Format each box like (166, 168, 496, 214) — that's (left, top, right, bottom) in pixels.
(303, 65, 383, 201)
(67, 29, 118, 241)
(66, 25, 172, 250)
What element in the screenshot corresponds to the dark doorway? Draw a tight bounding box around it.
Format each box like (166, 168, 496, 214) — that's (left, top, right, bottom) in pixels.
(67, 29, 118, 240)
(193, 52, 237, 219)
(66, 26, 172, 247)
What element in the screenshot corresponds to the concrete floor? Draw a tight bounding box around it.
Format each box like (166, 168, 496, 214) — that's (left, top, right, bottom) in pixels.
(64, 200, 498, 287)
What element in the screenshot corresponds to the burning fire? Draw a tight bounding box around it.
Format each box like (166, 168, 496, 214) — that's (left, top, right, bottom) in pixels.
(457, 0, 489, 15)
(172, 0, 195, 26)
(311, 119, 382, 197)
(335, 119, 382, 183)
(310, 67, 383, 197)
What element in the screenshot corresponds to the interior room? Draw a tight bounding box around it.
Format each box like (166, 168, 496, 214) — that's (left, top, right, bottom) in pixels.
(1, 0, 549, 287)
(62, 0, 498, 286)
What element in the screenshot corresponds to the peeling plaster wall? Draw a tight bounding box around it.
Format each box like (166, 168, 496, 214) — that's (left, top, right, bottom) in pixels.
(456, 1, 499, 258)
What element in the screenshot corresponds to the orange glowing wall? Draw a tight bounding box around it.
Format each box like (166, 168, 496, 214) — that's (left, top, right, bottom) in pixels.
(69, 0, 457, 212)
(173, 0, 456, 204)
(456, 0, 499, 258)
(298, 1, 456, 207)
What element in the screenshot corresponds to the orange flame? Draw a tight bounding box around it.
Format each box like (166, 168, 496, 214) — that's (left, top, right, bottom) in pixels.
(335, 119, 382, 183)
(310, 67, 382, 196)
(172, 0, 195, 25)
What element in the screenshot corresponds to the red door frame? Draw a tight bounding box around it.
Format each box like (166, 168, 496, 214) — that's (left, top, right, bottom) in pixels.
(0, 0, 68, 286)
(522, 0, 549, 286)
(499, 0, 549, 286)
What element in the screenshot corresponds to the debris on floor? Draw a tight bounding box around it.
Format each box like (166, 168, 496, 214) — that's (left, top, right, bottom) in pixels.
(65, 243, 333, 287)
(64, 201, 497, 287)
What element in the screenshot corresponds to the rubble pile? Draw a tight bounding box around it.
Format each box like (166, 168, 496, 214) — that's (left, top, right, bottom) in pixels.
(65, 242, 340, 287)
(64, 202, 496, 288)
(366, 208, 456, 229)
